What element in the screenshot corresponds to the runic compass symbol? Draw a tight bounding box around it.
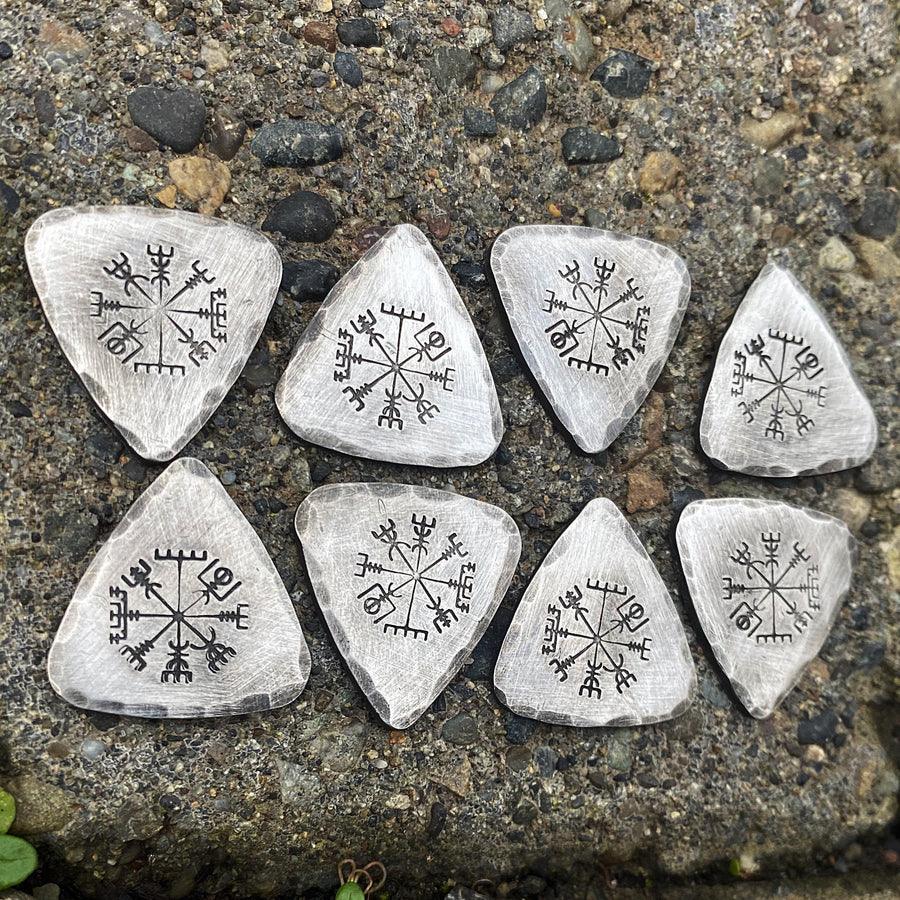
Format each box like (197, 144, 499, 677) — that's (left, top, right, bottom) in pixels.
(353, 513, 476, 641)
(542, 580, 652, 699)
(90, 245, 228, 376)
(108, 548, 248, 684)
(333, 303, 455, 430)
(540, 257, 650, 377)
(721, 531, 821, 643)
(730, 329, 827, 441)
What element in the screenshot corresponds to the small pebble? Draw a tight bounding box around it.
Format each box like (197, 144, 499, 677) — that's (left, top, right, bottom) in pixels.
(464, 106, 498, 137)
(490, 66, 547, 131)
(81, 739, 106, 760)
(591, 49, 653, 99)
(0, 41, 13, 60)
(428, 47, 477, 92)
(337, 17, 381, 48)
(818, 236, 855, 272)
(334, 51, 363, 88)
(797, 710, 839, 745)
(561, 126, 621, 165)
(263, 191, 337, 243)
(280, 259, 340, 302)
(490, 6, 535, 51)
(221, 470, 237, 485)
(126, 87, 206, 153)
(855, 188, 899, 240)
(250, 121, 343, 168)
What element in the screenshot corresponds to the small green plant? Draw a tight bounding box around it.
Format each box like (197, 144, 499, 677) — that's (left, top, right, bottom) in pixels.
(0, 788, 38, 891)
(335, 858, 386, 900)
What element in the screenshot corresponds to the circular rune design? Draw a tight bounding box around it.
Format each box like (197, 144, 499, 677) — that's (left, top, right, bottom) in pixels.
(540, 257, 650, 377)
(542, 580, 652, 699)
(721, 531, 820, 644)
(90, 245, 229, 376)
(333, 303, 455, 431)
(730, 329, 828, 440)
(353, 513, 476, 641)
(108, 548, 248, 684)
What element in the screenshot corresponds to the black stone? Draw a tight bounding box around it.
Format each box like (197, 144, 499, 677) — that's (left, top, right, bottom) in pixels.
(0, 41, 12, 60)
(0, 179, 19, 215)
(505, 713, 536, 745)
(490, 66, 547, 131)
(123, 458, 148, 483)
(243, 365, 278, 388)
(672, 486, 705, 513)
(126, 87, 206, 153)
(797, 709, 839, 745)
(337, 17, 381, 48)
(33, 90, 56, 125)
(208, 107, 247, 161)
(309, 71, 329, 88)
(262, 191, 337, 243)
(490, 6, 535, 51)
(7, 399, 31, 418)
(250, 121, 343, 168)
(463, 106, 498, 137)
(334, 51, 363, 88)
(427, 801, 447, 837)
(280, 259, 340, 302)
(86, 431, 123, 464)
(450, 261, 487, 288)
(310, 460, 332, 483)
(821, 193, 852, 237)
(428, 47, 477, 92)
(591, 50, 653, 99)
(622, 191, 643, 210)
(561, 126, 622, 165)
(855, 189, 899, 240)
(442, 712, 478, 746)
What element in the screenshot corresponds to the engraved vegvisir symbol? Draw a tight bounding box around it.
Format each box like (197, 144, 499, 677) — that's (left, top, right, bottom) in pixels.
(541, 258, 650, 376)
(354, 514, 476, 641)
(542, 580, 652, 699)
(90, 245, 228, 376)
(730, 329, 827, 440)
(109, 549, 248, 683)
(722, 532, 820, 643)
(334, 304, 455, 430)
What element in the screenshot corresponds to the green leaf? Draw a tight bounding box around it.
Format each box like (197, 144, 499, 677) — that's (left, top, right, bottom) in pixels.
(0, 834, 38, 890)
(336, 883, 365, 900)
(0, 790, 14, 835)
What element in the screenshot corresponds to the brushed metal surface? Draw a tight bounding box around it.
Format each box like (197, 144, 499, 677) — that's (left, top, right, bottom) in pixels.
(699, 262, 877, 476)
(295, 482, 521, 728)
(25, 206, 282, 462)
(48, 458, 311, 718)
(491, 225, 690, 453)
(676, 498, 856, 719)
(494, 498, 696, 727)
(276, 224, 503, 467)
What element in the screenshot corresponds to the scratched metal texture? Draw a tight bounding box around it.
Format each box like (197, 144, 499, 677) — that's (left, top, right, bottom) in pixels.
(295, 482, 521, 728)
(276, 223, 503, 467)
(676, 498, 857, 719)
(491, 225, 691, 453)
(494, 497, 696, 727)
(48, 457, 310, 717)
(700, 262, 877, 477)
(25, 206, 282, 461)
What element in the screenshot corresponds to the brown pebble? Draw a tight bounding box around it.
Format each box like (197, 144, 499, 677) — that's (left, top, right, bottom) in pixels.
(738, 111, 800, 150)
(125, 126, 158, 153)
(441, 17, 461, 37)
(46, 740, 70, 759)
(352, 225, 390, 255)
(426, 213, 451, 240)
(771, 223, 794, 245)
(168, 156, 231, 216)
(639, 151, 682, 194)
(305, 21, 337, 52)
(626, 468, 666, 513)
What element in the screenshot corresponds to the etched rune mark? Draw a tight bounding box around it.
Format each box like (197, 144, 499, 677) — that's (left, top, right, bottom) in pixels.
(542, 579, 652, 700)
(540, 258, 650, 377)
(91, 245, 229, 376)
(721, 531, 820, 643)
(730, 328, 827, 440)
(109, 548, 248, 684)
(354, 513, 475, 641)
(334, 303, 455, 430)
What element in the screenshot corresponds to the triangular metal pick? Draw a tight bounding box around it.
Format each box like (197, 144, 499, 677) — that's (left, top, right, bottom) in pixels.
(494, 498, 695, 727)
(676, 498, 856, 718)
(276, 224, 503, 467)
(26, 207, 282, 462)
(491, 226, 690, 453)
(295, 482, 520, 728)
(48, 458, 310, 718)
(700, 262, 877, 477)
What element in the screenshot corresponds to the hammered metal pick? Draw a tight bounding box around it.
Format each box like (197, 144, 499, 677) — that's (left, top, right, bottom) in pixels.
(676, 498, 856, 718)
(494, 498, 696, 727)
(48, 458, 311, 718)
(295, 482, 521, 728)
(25, 207, 283, 462)
(276, 224, 503, 467)
(491, 225, 690, 453)
(700, 262, 877, 476)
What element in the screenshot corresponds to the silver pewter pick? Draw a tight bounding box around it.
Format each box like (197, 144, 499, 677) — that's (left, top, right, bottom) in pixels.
(25, 207, 282, 462)
(494, 498, 695, 727)
(700, 262, 877, 477)
(295, 482, 521, 728)
(48, 457, 311, 718)
(276, 224, 503, 467)
(490, 225, 690, 453)
(676, 498, 856, 718)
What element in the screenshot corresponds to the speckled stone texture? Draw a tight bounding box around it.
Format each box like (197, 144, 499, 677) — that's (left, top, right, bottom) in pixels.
(0, 0, 898, 898)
